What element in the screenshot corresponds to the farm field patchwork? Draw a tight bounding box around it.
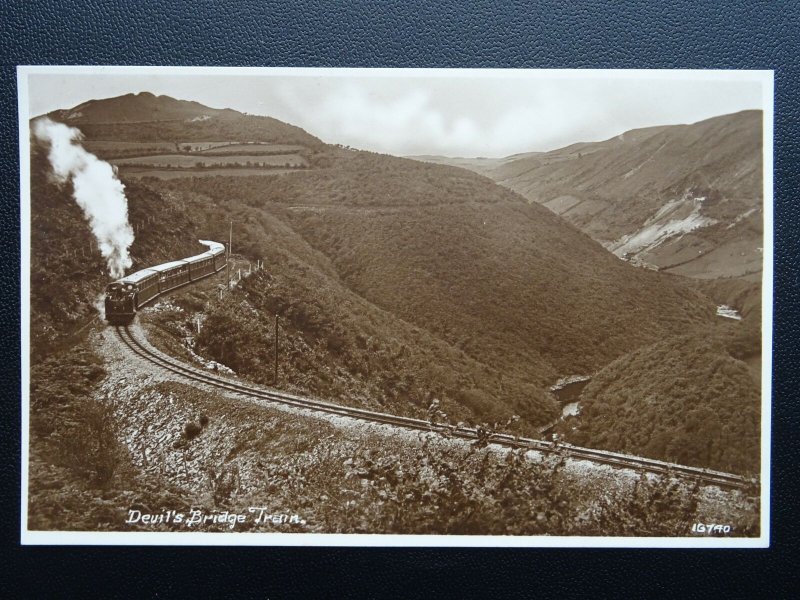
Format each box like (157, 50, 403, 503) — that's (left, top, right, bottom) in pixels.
(192, 143, 306, 154)
(83, 140, 308, 159)
(112, 153, 308, 168)
(83, 140, 180, 157)
(118, 167, 304, 179)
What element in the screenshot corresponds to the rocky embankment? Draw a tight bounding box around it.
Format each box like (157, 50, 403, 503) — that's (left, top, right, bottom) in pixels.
(77, 321, 760, 536)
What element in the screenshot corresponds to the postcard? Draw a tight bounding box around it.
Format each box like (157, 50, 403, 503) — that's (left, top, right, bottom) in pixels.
(18, 66, 772, 547)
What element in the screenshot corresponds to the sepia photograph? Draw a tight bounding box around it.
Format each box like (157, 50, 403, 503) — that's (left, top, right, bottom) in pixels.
(19, 66, 772, 546)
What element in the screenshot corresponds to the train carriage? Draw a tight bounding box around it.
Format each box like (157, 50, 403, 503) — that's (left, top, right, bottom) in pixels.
(185, 241, 224, 280)
(198, 239, 227, 271)
(186, 253, 217, 280)
(129, 269, 160, 306)
(185, 240, 226, 281)
(150, 260, 191, 294)
(215, 250, 226, 271)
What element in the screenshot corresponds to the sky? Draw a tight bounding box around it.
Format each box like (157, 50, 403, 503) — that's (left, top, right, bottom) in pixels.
(24, 68, 768, 158)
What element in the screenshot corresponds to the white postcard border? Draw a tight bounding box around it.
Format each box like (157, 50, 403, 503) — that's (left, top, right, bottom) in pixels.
(18, 65, 774, 548)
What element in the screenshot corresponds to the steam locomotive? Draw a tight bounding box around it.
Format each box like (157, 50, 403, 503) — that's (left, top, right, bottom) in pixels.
(104, 240, 226, 324)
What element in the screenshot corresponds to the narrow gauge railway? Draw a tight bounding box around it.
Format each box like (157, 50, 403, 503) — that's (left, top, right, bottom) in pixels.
(115, 325, 751, 491)
(105, 240, 226, 324)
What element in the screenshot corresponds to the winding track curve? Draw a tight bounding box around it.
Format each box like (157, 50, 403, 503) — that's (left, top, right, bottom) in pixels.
(115, 325, 752, 490)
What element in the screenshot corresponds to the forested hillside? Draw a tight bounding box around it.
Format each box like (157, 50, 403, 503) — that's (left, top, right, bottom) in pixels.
(150, 148, 735, 432)
(563, 327, 761, 474)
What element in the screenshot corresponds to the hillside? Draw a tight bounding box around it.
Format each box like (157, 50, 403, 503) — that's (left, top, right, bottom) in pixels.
(146, 171, 558, 430)
(155, 149, 730, 432)
(405, 155, 508, 175)
(49, 91, 234, 124)
(28, 336, 759, 535)
(560, 326, 761, 474)
(424, 111, 764, 281)
(47, 92, 325, 153)
(406, 151, 544, 176)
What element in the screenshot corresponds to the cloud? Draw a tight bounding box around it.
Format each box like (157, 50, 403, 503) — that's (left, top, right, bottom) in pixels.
(275, 77, 755, 157)
(299, 85, 481, 156)
(30, 71, 765, 158)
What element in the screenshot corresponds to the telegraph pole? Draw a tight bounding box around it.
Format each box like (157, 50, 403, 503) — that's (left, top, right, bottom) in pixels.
(274, 313, 279, 385)
(226, 220, 233, 290)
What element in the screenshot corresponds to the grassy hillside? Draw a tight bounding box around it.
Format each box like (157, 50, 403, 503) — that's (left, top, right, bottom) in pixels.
(430, 111, 763, 280)
(49, 91, 231, 123)
(490, 111, 761, 225)
(48, 92, 324, 150)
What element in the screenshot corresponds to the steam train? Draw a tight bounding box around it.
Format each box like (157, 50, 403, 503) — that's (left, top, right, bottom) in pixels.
(104, 240, 226, 324)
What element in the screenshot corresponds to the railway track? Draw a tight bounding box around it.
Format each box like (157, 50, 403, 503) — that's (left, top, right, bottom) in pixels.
(115, 325, 752, 490)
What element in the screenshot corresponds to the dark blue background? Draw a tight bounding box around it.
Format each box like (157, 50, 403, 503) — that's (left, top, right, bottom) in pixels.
(2, 0, 798, 596)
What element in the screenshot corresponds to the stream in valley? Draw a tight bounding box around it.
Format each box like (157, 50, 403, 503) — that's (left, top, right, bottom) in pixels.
(550, 377, 591, 418)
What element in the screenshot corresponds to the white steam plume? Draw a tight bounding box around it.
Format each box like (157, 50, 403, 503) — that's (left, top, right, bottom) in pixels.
(33, 118, 134, 278)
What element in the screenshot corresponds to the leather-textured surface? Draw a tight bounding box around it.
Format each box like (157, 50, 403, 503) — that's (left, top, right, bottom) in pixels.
(1, 0, 798, 595)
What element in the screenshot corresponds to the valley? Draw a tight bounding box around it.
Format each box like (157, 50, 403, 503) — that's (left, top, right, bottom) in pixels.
(25, 90, 765, 535)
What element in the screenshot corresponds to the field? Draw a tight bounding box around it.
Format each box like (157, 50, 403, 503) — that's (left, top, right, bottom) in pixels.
(83, 140, 180, 157)
(192, 143, 306, 154)
(112, 153, 308, 168)
(83, 140, 310, 160)
(119, 167, 303, 179)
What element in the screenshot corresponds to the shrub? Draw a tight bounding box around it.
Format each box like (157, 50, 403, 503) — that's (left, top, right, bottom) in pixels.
(184, 421, 202, 440)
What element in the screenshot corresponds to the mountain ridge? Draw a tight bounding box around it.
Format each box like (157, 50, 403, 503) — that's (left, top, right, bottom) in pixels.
(411, 110, 763, 281)
(44, 92, 325, 149)
(49, 91, 237, 124)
